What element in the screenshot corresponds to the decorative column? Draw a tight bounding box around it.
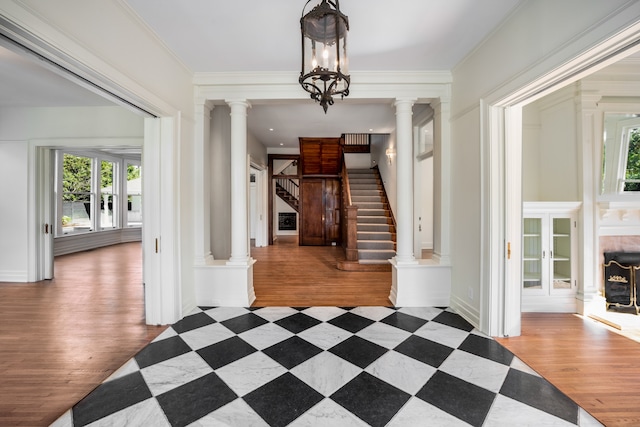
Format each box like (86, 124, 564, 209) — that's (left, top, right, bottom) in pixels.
(227, 100, 252, 265)
(194, 100, 214, 265)
(394, 98, 418, 264)
(576, 87, 602, 313)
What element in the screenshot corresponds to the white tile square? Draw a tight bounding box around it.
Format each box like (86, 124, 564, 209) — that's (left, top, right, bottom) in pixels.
(215, 352, 287, 396)
(141, 352, 213, 396)
(179, 322, 236, 350)
(291, 352, 361, 396)
(438, 349, 510, 393)
(484, 395, 576, 426)
(49, 410, 72, 427)
(387, 397, 469, 427)
(188, 398, 269, 427)
(397, 307, 443, 321)
(356, 322, 412, 349)
(202, 307, 250, 322)
(414, 320, 470, 348)
(365, 351, 436, 395)
(301, 306, 347, 321)
(238, 322, 294, 350)
(349, 306, 397, 321)
(86, 398, 170, 427)
(297, 322, 353, 350)
(251, 307, 299, 322)
(288, 398, 370, 427)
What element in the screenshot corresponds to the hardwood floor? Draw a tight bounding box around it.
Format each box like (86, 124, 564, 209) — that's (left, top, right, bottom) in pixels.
(0, 242, 166, 427)
(2, 239, 640, 426)
(497, 313, 640, 427)
(252, 236, 393, 306)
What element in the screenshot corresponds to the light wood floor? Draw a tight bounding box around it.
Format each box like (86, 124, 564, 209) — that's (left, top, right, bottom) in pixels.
(252, 236, 393, 306)
(2, 240, 640, 426)
(0, 242, 166, 427)
(497, 313, 640, 427)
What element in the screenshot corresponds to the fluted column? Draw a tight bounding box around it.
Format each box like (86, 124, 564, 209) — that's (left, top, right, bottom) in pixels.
(432, 98, 451, 264)
(194, 100, 214, 265)
(227, 100, 252, 265)
(394, 98, 418, 264)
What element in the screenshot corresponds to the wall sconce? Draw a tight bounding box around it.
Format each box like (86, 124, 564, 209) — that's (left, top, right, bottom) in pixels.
(385, 148, 396, 164)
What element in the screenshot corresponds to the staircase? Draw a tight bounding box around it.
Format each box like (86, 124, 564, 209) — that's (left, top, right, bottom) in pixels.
(348, 168, 396, 265)
(275, 178, 299, 212)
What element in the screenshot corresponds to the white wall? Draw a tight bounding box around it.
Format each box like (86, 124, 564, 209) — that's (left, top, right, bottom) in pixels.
(522, 86, 579, 201)
(0, 142, 29, 281)
(344, 153, 371, 169)
(210, 106, 232, 259)
(372, 133, 397, 216)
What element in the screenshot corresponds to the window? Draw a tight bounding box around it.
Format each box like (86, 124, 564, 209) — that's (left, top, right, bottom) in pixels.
(61, 154, 93, 234)
(56, 150, 142, 237)
(126, 163, 142, 227)
(622, 127, 640, 192)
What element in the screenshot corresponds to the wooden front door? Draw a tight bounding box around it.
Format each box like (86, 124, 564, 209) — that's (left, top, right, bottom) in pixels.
(300, 178, 341, 246)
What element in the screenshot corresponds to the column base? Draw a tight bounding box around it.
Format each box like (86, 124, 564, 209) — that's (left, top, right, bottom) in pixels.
(389, 258, 451, 307)
(194, 259, 256, 307)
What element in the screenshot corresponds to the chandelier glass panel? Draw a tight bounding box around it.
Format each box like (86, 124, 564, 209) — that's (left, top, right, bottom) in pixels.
(299, 0, 350, 113)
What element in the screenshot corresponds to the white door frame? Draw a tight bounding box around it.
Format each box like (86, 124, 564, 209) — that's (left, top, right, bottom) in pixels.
(250, 164, 268, 248)
(483, 23, 640, 337)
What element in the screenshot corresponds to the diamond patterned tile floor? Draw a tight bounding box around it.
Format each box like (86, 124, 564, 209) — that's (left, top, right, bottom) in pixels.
(51, 307, 603, 427)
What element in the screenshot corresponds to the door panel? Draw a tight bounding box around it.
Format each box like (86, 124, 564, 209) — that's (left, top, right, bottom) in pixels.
(324, 178, 341, 244)
(300, 179, 325, 245)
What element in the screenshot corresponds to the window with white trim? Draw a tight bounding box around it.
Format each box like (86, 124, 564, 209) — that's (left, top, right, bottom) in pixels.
(56, 150, 142, 236)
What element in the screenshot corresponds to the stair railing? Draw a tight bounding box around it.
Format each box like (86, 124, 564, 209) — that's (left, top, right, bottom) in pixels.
(276, 178, 299, 200)
(341, 155, 359, 261)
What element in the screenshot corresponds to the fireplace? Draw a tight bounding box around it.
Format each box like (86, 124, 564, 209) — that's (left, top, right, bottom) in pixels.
(603, 252, 640, 314)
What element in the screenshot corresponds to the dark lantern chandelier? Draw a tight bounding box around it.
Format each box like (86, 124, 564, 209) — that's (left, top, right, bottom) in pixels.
(299, 0, 350, 113)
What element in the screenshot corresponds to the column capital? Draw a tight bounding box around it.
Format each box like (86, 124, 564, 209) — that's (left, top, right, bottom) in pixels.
(393, 98, 417, 111)
(225, 99, 252, 110)
(194, 99, 214, 117)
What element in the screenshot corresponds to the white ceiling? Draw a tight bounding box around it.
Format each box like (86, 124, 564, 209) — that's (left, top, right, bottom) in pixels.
(0, 0, 523, 148)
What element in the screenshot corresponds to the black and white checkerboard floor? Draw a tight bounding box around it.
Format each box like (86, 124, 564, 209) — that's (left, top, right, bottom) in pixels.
(52, 307, 602, 427)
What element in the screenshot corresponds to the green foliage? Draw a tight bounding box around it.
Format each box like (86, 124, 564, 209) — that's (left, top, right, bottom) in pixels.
(61, 216, 71, 226)
(625, 128, 640, 191)
(62, 154, 91, 201)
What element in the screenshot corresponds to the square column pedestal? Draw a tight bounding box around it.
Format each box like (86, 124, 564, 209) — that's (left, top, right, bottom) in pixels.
(389, 258, 451, 307)
(195, 260, 256, 307)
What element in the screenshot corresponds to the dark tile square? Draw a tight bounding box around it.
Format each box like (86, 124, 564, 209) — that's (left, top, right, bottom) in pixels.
(197, 336, 257, 370)
(274, 312, 321, 334)
(328, 335, 387, 368)
(500, 369, 578, 424)
(171, 311, 216, 334)
(220, 312, 268, 334)
(157, 372, 237, 427)
(331, 372, 411, 427)
(328, 312, 375, 333)
(431, 311, 474, 332)
(72, 371, 152, 426)
(416, 371, 495, 427)
(244, 372, 324, 427)
(380, 312, 428, 332)
(394, 335, 454, 368)
(459, 334, 514, 365)
(198, 306, 216, 311)
(263, 336, 323, 369)
(134, 335, 191, 369)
